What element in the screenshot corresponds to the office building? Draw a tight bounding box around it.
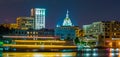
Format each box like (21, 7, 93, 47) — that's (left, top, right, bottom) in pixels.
(17, 17, 34, 30)
(83, 21, 120, 47)
(31, 8, 46, 30)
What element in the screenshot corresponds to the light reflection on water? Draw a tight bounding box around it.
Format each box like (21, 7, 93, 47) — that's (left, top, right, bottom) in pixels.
(1, 48, 120, 57)
(3, 52, 76, 57)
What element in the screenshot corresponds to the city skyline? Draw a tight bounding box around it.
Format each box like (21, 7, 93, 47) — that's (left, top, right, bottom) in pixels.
(0, 0, 120, 28)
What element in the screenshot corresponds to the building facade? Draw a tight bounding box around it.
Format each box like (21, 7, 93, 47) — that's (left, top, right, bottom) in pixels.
(55, 26, 80, 40)
(17, 17, 34, 30)
(31, 8, 46, 30)
(27, 29, 54, 37)
(0, 23, 18, 29)
(9, 23, 18, 29)
(83, 21, 120, 47)
(11, 29, 54, 37)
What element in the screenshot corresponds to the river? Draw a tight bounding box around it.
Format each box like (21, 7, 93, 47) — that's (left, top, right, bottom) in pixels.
(1, 48, 120, 57)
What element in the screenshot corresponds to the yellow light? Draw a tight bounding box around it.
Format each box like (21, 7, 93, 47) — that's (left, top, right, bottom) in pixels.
(109, 42, 112, 47)
(3, 52, 76, 57)
(3, 44, 77, 49)
(14, 40, 66, 43)
(118, 42, 120, 45)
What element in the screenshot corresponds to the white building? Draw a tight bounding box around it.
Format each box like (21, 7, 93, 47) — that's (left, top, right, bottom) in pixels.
(31, 8, 46, 30)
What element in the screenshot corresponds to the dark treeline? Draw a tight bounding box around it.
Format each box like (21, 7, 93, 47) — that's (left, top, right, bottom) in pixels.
(0, 26, 9, 35)
(0, 25, 12, 40)
(0, 25, 14, 36)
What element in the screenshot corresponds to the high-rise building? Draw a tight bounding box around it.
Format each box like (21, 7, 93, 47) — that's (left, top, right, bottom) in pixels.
(83, 21, 120, 47)
(31, 8, 46, 30)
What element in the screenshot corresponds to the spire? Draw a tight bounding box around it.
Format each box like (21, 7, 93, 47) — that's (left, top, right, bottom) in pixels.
(66, 10, 69, 18)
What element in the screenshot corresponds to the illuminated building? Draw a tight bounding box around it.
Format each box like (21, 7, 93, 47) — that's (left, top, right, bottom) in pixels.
(27, 28, 54, 37)
(12, 30, 27, 36)
(0, 24, 10, 28)
(0, 23, 18, 29)
(9, 23, 18, 29)
(62, 10, 74, 26)
(56, 10, 74, 27)
(55, 10, 80, 40)
(83, 21, 120, 47)
(2, 35, 76, 51)
(17, 17, 34, 30)
(55, 26, 80, 40)
(31, 8, 46, 30)
(12, 29, 54, 37)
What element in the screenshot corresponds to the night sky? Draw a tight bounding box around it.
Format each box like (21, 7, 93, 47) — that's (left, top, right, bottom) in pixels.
(0, 0, 120, 29)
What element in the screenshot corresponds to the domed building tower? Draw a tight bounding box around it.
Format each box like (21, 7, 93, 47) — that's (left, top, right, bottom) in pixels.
(55, 10, 80, 40)
(62, 10, 74, 26)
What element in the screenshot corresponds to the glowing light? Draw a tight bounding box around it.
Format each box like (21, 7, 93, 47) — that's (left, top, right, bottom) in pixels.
(62, 53, 72, 57)
(85, 49, 91, 51)
(34, 54, 43, 57)
(85, 53, 90, 56)
(56, 54, 60, 57)
(3, 52, 76, 57)
(109, 42, 112, 46)
(93, 53, 98, 56)
(119, 42, 120, 45)
(0, 42, 3, 45)
(116, 48, 119, 51)
(110, 48, 114, 51)
(62, 49, 73, 52)
(3, 36, 59, 39)
(14, 40, 66, 43)
(6, 54, 9, 57)
(3, 44, 77, 49)
(93, 48, 98, 51)
(110, 53, 115, 56)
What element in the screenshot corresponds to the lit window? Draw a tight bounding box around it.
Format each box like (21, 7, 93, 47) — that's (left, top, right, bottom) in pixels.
(114, 33, 116, 35)
(27, 32, 29, 34)
(36, 32, 38, 34)
(33, 32, 35, 34)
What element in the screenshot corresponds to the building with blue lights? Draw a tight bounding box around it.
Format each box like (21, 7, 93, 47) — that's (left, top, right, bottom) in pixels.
(31, 8, 46, 30)
(62, 10, 74, 26)
(55, 10, 80, 40)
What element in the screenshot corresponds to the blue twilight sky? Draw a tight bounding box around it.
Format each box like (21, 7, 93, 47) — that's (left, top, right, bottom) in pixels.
(0, 0, 120, 28)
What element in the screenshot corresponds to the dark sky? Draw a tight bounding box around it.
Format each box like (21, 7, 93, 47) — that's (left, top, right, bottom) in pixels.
(0, 0, 120, 28)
